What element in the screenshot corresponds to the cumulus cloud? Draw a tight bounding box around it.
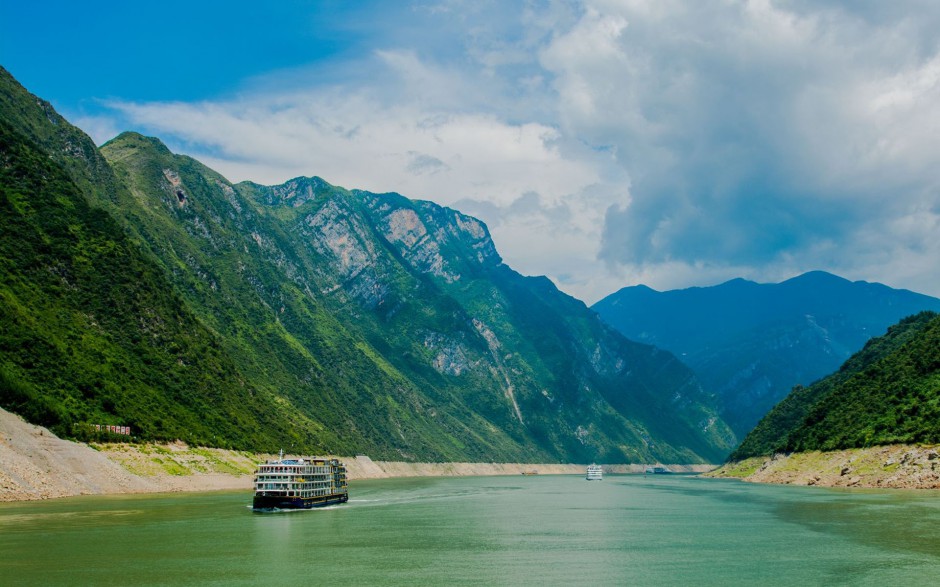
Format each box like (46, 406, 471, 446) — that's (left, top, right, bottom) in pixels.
(536, 1, 940, 298)
(455, 180, 631, 302)
(89, 0, 940, 302)
(104, 90, 600, 202)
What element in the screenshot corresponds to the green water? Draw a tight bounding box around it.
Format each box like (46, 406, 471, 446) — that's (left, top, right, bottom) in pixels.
(2, 475, 938, 586)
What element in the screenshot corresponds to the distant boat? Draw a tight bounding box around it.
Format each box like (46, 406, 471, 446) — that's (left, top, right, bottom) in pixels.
(586, 464, 603, 481)
(252, 451, 348, 511)
(521, 470, 539, 476)
(645, 465, 671, 474)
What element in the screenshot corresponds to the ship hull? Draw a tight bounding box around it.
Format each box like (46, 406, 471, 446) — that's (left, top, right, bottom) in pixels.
(252, 493, 348, 511)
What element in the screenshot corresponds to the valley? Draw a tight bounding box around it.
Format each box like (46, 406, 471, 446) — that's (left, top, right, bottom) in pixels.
(0, 66, 732, 467)
(1, 64, 938, 493)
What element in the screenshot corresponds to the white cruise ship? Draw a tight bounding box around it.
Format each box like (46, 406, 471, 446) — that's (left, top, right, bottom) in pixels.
(253, 452, 348, 510)
(586, 464, 603, 481)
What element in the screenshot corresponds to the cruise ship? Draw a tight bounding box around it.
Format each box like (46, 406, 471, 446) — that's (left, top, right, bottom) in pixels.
(252, 453, 348, 510)
(645, 465, 672, 474)
(586, 464, 603, 481)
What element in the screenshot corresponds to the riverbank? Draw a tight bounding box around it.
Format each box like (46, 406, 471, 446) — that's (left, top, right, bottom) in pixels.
(707, 445, 940, 489)
(0, 408, 711, 502)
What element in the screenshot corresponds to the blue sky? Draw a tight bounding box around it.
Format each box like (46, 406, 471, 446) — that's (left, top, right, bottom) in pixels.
(3, 1, 939, 303)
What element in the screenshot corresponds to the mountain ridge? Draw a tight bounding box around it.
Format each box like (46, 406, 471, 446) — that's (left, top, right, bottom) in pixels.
(100, 130, 736, 462)
(593, 271, 940, 435)
(0, 66, 734, 463)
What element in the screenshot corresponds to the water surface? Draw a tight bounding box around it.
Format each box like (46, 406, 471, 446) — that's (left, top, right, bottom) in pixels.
(2, 474, 938, 585)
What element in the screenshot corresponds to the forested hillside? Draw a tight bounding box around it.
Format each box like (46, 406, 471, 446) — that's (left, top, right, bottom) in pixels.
(731, 312, 940, 460)
(0, 101, 307, 450)
(0, 66, 735, 463)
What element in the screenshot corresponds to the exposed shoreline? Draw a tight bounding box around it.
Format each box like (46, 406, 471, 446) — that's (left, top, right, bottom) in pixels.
(708, 445, 940, 489)
(0, 408, 711, 502)
(7, 407, 940, 502)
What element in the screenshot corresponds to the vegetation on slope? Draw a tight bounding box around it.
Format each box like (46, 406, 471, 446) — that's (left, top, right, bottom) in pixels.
(730, 312, 940, 460)
(104, 140, 735, 462)
(100, 134, 541, 461)
(1, 66, 733, 463)
(0, 118, 307, 449)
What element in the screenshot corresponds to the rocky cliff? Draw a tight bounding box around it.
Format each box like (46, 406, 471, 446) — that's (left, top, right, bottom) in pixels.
(1, 66, 734, 464)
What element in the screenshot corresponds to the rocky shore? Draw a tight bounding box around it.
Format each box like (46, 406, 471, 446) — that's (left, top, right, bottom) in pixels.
(1, 408, 710, 502)
(708, 445, 940, 489)
(8, 406, 938, 502)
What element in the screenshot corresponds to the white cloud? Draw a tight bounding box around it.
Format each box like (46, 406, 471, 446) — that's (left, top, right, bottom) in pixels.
(456, 180, 631, 303)
(98, 56, 622, 301)
(89, 0, 940, 303)
(534, 0, 940, 298)
(107, 96, 602, 209)
(73, 114, 122, 146)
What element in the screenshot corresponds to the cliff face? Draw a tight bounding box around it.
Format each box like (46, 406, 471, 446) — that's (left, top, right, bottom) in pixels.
(1, 65, 734, 463)
(101, 131, 737, 463)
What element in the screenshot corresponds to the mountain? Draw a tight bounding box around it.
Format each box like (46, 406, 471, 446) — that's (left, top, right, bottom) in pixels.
(97, 133, 734, 463)
(592, 271, 940, 436)
(0, 66, 734, 463)
(731, 311, 940, 460)
(0, 71, 305, 449)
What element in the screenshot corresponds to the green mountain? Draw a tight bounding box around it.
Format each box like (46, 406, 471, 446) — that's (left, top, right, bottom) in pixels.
(731, 311, 940, 460)
(592, 272, 940, 436)
(0, 66, 734, 463)
(0, 73, 307, 449)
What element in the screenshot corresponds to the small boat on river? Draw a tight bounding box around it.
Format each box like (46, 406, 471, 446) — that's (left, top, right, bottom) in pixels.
(586, 464, 603, 481)
(645, 465, 672, 474)
(252, 452, 348, 511)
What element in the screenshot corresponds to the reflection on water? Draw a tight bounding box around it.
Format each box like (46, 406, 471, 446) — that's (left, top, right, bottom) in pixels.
(1, 476, 938, 586)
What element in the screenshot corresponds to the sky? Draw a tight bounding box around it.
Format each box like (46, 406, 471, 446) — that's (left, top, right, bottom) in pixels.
(2, 0, 939, 304)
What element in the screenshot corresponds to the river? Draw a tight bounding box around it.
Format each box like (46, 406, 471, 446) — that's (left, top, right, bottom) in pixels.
(2, 474, 938, 586)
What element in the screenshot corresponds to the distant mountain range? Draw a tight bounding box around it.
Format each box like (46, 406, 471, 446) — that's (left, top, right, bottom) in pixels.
(592, 271, 940, 436)
(732, 311, 940, 459)
(0, 66, 735, 463)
